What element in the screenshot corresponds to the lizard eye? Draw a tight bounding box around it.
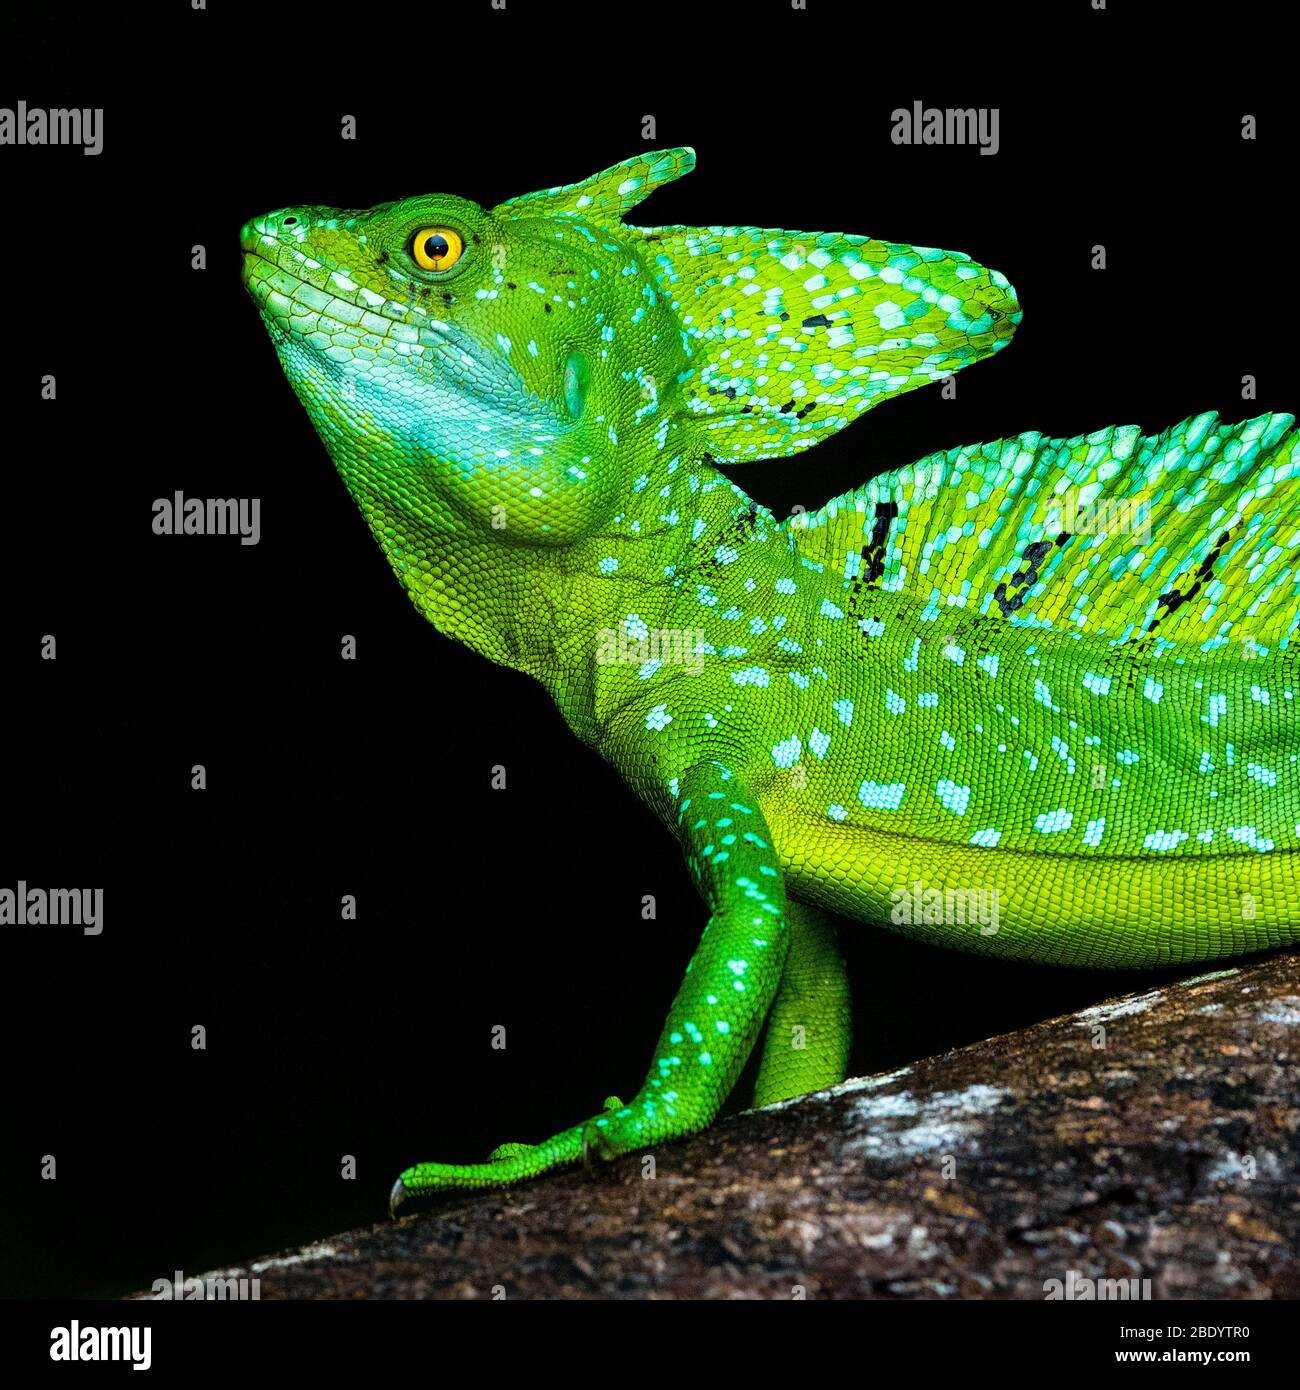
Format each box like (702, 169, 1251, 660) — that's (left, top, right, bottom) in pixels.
(411, 226, 464, 272)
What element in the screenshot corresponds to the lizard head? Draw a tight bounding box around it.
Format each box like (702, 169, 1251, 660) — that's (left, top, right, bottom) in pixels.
(240, 168, 688, 550)
(242, 146, 1019, 561)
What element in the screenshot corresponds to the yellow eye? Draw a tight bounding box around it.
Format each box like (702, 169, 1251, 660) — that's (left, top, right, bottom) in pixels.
(411, 226, 464, 272)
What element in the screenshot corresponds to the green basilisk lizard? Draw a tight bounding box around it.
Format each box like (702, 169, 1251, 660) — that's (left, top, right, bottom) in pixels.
(240, 148, 1299, 1213)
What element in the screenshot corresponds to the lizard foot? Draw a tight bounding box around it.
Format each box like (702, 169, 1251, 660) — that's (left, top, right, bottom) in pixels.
(388, 1096, 628, 1216)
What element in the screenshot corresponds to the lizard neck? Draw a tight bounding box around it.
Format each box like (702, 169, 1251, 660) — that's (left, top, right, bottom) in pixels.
(363, 444, 783, 743)
(543, 446, 788, 745)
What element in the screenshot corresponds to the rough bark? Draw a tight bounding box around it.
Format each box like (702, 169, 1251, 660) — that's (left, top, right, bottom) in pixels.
(131, 951, 1300, 1299)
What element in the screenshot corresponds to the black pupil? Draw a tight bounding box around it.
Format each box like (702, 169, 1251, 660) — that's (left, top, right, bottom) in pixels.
(424, 233, 449, 260)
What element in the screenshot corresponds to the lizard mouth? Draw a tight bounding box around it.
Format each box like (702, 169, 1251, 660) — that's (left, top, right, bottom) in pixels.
(239, 244, 273, 284)
(239, 215, 378, 338)
(237, 218, 518, 425)
(241, 246, 335, 338)
(240, 236, 461, 369)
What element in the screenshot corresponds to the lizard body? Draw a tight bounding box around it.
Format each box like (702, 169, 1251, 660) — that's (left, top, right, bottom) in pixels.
(240, 149, 1300, 1206)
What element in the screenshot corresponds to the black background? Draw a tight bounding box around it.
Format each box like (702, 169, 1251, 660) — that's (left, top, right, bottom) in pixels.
(0, 2, 1293, 1300)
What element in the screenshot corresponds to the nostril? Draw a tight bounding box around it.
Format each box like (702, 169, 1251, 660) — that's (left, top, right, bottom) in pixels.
(283, 216, 298, 226)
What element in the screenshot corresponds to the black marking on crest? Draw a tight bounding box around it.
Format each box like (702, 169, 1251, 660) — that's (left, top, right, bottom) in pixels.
(846, 502, 899, 641)
(993, 538, 1054, 617)
(1144, 530, 1232, 635)
(861, 502, 898, 585)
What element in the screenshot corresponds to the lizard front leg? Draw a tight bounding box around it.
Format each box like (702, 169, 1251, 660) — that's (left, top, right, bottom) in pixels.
(390, 758, 789, 1212)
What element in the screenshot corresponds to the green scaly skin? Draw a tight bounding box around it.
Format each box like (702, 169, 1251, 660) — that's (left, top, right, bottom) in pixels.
(240, 149, 1300, 1214)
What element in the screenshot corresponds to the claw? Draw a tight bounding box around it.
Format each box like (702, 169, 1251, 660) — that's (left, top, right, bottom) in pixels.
(389, 1176, 408, 1220)
(581, 1123, 600, 1169)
